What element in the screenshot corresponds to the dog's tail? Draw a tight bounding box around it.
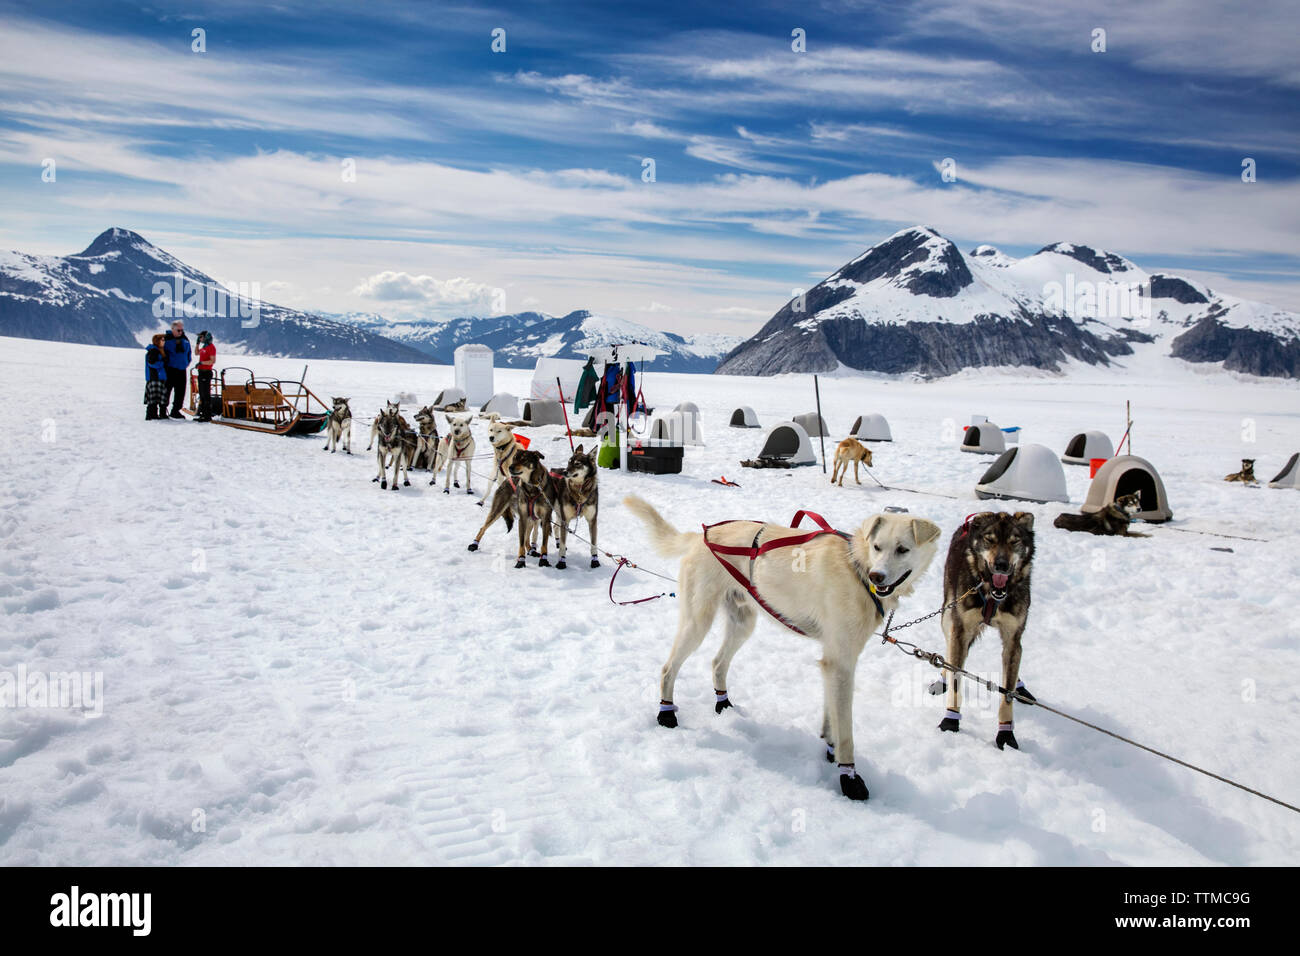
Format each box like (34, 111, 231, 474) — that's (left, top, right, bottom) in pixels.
(1053, 512, 1089, 532)
(623, 495, 696, 557)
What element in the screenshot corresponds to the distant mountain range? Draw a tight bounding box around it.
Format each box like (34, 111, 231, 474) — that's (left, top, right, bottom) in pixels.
(716, 226, 1300, 379)
(0, 229, 740, 372)
(325, 309, 741, 373)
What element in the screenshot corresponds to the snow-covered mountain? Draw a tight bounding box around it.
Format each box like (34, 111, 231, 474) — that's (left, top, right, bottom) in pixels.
(716, 227, 1300, 379)
(0, 229, 435, 363)
(323, 309, 743, 373)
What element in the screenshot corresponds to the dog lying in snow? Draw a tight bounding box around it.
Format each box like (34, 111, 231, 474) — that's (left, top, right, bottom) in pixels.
(624, 495, 941, 801)
(1053, 492, 1148, 537)
(1223, 459, 1257, 483)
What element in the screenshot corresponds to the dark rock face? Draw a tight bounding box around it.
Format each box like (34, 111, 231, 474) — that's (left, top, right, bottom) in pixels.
(1171, 317, 1300, 378)
(0, 228, 434, 363)
(1036, 242, 1133, 275)
(835, 229, 974, 298)
(1148, 274, 1209, 305)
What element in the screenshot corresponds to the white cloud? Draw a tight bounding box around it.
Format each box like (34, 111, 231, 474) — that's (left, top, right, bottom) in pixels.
(352, 272, 504, 317)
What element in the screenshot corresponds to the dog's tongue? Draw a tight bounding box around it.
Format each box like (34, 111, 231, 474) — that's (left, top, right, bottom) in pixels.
(991, 573, 1009, 589)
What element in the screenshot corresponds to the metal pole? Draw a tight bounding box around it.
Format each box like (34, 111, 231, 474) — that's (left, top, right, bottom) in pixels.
(1127, 400, 1132, 456)
(619, 360, 629, 471)
(814, 374, 827, 473)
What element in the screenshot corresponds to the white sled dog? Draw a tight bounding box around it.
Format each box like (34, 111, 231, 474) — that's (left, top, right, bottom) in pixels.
(624, 495, 941, 801)
(323, 397, 352, 454)
(435, 413, 476, 494)
(478, 413, 523, 506)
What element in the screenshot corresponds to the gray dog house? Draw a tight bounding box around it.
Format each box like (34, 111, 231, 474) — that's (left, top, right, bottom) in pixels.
(756, 421, 817, 466)
(792, 412, 829, 438)
(960, 422, 1006, 454)
(1080, 455, 1172, 522)
(1269, 452, 1300, 489)
(521, 399, 567, 426)
(850, 413, 892, 441)
(433, 387, 467, 409)
(730, 406, 759, 428)
(1061, 430, 1114, 465)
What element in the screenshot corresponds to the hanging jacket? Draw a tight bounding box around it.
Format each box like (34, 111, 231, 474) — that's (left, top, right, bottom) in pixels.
(163, 332, 192, 370)
(145, 344, 166, 382)
(574, 358, 598, 413)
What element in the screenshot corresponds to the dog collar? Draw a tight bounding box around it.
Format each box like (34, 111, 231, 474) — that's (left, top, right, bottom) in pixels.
(980, 583, 1008, 625)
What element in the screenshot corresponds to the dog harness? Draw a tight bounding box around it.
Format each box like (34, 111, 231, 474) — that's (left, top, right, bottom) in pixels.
(506, 476, 545, 520)
(702, 510, 884, 636)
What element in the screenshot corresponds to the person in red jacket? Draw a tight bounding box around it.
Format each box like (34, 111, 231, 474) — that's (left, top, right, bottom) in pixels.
(194, 330, 217, 422)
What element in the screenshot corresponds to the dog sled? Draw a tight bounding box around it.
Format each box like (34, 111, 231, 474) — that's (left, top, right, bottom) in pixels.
(186, 366, 330, 436)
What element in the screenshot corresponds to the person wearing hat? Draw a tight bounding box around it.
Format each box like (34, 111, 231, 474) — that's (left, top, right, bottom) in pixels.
(161, 319, 192, 418)
(194, 330, 216, 422)
(144, 333, 168, 420)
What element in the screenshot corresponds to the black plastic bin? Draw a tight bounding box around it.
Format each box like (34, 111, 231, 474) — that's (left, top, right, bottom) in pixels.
(628, 444, 684, 475)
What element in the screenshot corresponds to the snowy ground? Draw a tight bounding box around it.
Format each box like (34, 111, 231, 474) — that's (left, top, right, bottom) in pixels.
(1, 335, 1298, 866)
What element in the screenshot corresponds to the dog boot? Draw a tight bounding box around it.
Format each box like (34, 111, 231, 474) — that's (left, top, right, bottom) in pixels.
(824, 741, 835, 763)
(658, 702, 678, 728)
(1014, 680, 1036, 704)
(467, 542, 479, 552)
(590, 557, 600, 568)
(938, 710, 960, 733)
(555, 558, 566, 570)
(928, 678, 946, 696)
(838, 765, 869, 801)
(995, 722, 1019, 751)
(513, 557, 526, 569)
(714, 690, 732, 714)
(537, 556, 550, 567)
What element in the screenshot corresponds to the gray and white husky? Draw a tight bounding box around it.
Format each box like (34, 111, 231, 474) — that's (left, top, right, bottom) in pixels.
(373, 405, 417, 491)
(323, 396, 352, 454)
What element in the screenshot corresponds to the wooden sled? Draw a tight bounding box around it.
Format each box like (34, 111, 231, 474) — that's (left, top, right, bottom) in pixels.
(186, 366, 330, 436)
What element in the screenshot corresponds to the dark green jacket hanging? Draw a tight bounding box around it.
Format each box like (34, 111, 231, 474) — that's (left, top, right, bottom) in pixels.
(574, 358, 599, 413)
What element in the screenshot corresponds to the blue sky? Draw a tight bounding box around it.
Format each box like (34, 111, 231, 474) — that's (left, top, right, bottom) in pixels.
(1, 0, 1297, 332)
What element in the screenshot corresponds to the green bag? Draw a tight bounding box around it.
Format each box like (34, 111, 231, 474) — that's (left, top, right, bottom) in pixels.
(597, 433, 620, 469)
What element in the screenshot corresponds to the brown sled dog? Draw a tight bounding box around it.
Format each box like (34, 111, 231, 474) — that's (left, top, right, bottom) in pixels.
(1223, 459, 1257, 483)
(936, 512, 1036, 751)
(1053, 492, 1148, 537)
(830, 438, 873, 486)
(536, 444, 600, 569)
(466, 448, 551, 568)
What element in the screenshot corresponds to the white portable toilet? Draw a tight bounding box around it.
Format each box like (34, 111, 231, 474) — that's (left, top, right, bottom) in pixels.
(974, 443, 1069, 503)
(454, 344, 494, 406)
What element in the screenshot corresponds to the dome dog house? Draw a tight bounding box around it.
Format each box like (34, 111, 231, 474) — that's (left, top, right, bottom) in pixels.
(432, 386, 467, 409)
(755, 421, 816, 467)
(850, 413, 892, 441)
(729, 406, 759, 428)
(1061, 430, 1114, 466)
(961, 422, 1006, 454)
(792, 412, 828, 438)
(1081, 455, 1172, 522)
(673, 401, 700, 415)
(521, 399, 567, 426)
(648, 410, 704, 446)
(1268, 452, 1300, 489)
(975, 443, 1069, 503)
(481, 392, 519, 418)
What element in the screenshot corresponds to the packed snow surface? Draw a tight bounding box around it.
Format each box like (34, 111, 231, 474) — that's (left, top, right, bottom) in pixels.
(1, 336, 1297, 865)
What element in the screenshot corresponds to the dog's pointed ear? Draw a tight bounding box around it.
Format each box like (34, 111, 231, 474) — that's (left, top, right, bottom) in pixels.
(573, 443, 584, 455)
(911, 518, 942, 545)
(1014, 512, 1035, 530)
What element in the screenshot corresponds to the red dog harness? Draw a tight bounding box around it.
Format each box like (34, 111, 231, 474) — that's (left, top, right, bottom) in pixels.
(702, 510, 883, 636)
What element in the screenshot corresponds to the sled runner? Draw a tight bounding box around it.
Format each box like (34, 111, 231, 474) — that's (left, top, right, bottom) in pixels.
(187, 367, 330, 436)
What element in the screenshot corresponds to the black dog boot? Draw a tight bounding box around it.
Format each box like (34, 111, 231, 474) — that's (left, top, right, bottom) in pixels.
(590, 557, 600, 568)
(1014, 680, 1036, 704)
(555, 558, 567, 570)
(714, 690, 732, 714)
(513, 557, 526, 569)
(824, 741, 835, 763)
(467, 542, 479, 552)
(658, 702, 678, 728)
(938, 710, 960, 733)
(538, 556, 550, 567)
(838, 765, 869, 801)
(995, 722, 1019, 751)
(380, 480, 388, 490)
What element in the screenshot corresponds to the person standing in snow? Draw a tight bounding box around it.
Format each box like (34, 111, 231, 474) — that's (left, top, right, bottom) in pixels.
(161, 319, 192, 418)
(194, 330, 216, 422)
(144, 333, 167, 420)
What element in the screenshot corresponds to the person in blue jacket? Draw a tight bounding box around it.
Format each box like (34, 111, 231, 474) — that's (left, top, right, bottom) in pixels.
(161, 319, 192, 418)
(144, 333, 167, 420)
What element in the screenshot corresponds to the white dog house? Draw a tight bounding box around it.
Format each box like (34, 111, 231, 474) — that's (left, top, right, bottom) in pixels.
(530, 357, 585, 402)
(1061, 430, 1114, 466)
(649, 410, 704, 446)
(961, 421, 1006, 454)
(792, 412, 829, 438)
(975, 443, 1069, 503)
(850, 413, 892, 441)
(1081, 455, 1173, 522)
(730, 406, 759, 428)
(454, 344, 494, 406)
(432, 386, 467, 409)
(1267, 452, 1300, 489)
(481, 392, 519, 418)
(756, 421, 817, 467)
